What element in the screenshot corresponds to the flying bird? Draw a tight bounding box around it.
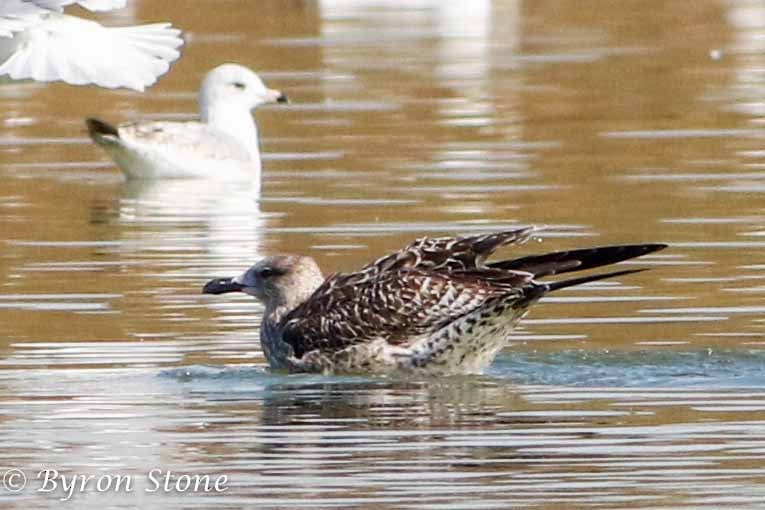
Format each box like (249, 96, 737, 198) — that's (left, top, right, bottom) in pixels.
(0, 0, 183, 91)
(203, 227, 667, 375)
(86, 63, 288, 186)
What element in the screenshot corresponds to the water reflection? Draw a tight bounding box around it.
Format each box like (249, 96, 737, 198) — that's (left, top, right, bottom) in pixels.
(117, 180, 270, 273)
(726, 0, 765, 121)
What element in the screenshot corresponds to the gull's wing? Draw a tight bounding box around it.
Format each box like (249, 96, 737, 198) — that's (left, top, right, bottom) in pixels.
(281, 268, 531, 358)
(0, 3, 182, 91)
(26, 0, 127, 12)
(110, 121, 253, 162)
(279, 227, 537, 358)
(0, 1, 48, 36)
(353, 226, 537, 283)
(280, 241, 668, 359)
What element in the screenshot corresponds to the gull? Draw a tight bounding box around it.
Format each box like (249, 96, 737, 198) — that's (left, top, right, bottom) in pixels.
(86, 63, 288, 185)
(203, 227, 667, 375)
(0, 0, 183, 91)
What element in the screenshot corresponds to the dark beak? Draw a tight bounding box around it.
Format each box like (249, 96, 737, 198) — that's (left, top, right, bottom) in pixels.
(203, 277, 244, 295)
(276, 93, 289, 104)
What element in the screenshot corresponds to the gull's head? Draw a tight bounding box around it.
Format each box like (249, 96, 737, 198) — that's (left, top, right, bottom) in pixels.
(203, 255, 323, 315)
(199, 63, 288, 115)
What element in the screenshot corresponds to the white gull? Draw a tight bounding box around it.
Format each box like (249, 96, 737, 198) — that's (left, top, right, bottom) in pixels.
(0, 0, 183, 91)
(86, 63, 288, 187)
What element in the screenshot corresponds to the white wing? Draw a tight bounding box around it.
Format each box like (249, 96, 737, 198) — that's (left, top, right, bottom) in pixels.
(0, 15, 182, 90)
(0, 1, 48, 36)
(0, 1, 182, 91)
(23, 1, 127, 13)
(0, 1, 127, 23)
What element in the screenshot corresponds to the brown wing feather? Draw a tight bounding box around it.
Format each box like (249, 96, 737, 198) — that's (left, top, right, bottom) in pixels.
(358, 226, 536, 278)
(280, 268, 532, 358)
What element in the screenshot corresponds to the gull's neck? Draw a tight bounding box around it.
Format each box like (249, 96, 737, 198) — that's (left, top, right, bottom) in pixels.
(257, 257, 326, 368)
(264, 269, 325, 326)
(259, 295, 311, 371)
(200, 98, 261, 165)
(264, 282, 322, 326)
(264, 301, 294, 327)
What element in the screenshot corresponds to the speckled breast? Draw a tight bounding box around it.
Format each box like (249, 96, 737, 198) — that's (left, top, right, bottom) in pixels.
(406, 297, 529, 375)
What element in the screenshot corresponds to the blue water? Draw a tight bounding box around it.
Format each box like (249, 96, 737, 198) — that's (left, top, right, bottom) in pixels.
(160, 349, 765, 390)
(493, 349, 765, 388)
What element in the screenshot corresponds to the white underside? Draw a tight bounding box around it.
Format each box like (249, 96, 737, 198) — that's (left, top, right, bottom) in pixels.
(103, 141, 260, 183)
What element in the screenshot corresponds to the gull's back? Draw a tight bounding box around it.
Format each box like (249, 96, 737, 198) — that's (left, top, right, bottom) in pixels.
(87, 119, 257, 181)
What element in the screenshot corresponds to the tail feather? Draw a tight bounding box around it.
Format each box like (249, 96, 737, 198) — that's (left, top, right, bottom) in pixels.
(545, 268, 647, 292)
(468, 226, 537, 257)
(515, 268, 649, 308)
(449, 226, 538, 267)
(491, 243, 666, 277)
(86, 117, 119, 144)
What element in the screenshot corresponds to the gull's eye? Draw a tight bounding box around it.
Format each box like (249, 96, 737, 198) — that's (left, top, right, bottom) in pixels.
(258, 267, 275, 278)
(233, 82, 246, 90)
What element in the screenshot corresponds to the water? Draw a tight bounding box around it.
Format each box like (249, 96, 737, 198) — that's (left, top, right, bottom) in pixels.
(1, 0, 765, 508)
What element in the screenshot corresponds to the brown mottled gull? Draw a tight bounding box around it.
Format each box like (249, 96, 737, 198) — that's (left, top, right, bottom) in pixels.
(203, 227, 667, 375)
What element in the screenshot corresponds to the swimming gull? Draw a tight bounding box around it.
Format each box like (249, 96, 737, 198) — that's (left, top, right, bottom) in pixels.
(0, 0, 182, 91)
(86, 63, 288, 185)
(203, 227, 667, 375)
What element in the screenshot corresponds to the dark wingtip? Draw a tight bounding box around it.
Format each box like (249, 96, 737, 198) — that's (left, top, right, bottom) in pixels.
(276, 93, 289, 104)
(202, 277, 244, 295)
(85, 117, 119, 139)
(637, 243, 668, 255)
(529, 244, 669, 296)
(546, 268, 648, 293)
(491, 242, 669, 277)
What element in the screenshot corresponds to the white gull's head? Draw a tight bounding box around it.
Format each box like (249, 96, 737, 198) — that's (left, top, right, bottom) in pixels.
(199, 63, 288, 122)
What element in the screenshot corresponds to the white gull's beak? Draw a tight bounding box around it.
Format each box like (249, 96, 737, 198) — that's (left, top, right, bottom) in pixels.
(265, 88, 289, 104)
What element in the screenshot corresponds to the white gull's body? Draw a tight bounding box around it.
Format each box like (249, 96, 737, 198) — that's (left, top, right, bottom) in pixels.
(0, 0, 182, 91)
(86, 63, 288, 187)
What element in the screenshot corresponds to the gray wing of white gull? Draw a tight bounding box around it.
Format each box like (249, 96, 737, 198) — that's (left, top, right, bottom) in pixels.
(94, 120, 253, 161)
(0, 0, 182, 91)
